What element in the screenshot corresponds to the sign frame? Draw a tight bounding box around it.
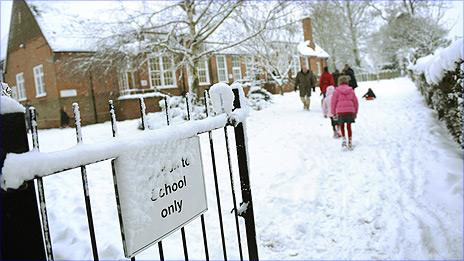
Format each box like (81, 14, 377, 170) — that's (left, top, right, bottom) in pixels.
(111, 136, 208, 258)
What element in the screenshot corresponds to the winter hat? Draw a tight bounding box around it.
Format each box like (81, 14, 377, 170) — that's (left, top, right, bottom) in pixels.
(338, 75, 350, 85)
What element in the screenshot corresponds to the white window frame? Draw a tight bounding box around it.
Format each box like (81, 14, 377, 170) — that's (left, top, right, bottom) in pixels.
(119, 69, 136, 95)
(245, 56, 257, 80)
(16, 72, 27, 101)
(216, 55, 228, 82)
(231, 56, 242, 81)
(148, 55, 177, 89)
(317, 62, 322, 76)
(197, 59, 210, 85)
(292, 56, 301, 77)
(33, 64, 46, 97)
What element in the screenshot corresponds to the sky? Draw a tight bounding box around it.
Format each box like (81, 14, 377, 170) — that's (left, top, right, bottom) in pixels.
(1, 0, 463, 60)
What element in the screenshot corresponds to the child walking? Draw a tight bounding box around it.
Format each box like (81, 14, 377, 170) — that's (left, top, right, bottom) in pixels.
(322, 86, 340, 138)
(331, 75, 359, 150)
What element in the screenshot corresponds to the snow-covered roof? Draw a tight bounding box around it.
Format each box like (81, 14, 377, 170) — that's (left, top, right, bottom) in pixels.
(26, 1, 114, 52)
(297, 41, 330, 58)
(24, 1, 330, 59)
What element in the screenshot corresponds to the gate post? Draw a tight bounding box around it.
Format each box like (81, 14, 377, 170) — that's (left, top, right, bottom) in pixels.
(231, 88, 259, 261)
(0, 110, 47, 259)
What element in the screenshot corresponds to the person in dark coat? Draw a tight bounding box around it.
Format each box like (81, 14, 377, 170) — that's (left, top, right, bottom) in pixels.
(362, 88, 376, 100)
(294, 65, 316, 110)
(60, 107, 70, 128)
(343, 64, 358, 89)
(332, 69, 340, 87)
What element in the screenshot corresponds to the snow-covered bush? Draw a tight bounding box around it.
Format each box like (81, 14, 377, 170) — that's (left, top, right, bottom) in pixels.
(247, 87, 273, 111)
(408, 39, 463, 147)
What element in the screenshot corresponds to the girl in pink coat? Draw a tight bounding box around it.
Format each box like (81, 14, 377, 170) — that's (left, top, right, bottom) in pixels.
(322, 86, 341, 138)
(331, 75, 359, 149)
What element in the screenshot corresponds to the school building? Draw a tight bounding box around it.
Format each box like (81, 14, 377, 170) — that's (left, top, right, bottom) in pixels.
(3, 0, 329, 128)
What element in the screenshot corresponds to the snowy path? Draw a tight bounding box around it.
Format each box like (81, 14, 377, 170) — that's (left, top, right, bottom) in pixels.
(32, 77, 462, 260)
(249, 77, 463, 259)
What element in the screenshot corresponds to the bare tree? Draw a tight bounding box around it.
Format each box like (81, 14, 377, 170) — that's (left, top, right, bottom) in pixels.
(239, 7, 301, 93)
(68, 0, 288, 94)
(366, 0, 450, 69)
(334, 0, 373, 69)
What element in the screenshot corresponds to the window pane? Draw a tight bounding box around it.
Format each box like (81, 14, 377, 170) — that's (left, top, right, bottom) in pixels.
(149, 57, 161, 87)
(217, 56, 227, 82)
(197, 59, 209, 84)
(164, 71, 174, 85)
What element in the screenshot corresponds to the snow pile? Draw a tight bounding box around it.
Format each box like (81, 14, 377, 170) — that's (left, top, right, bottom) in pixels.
(0, 83, 25, 114)
(410, 39, 463, 85)
(209, 82, 235, 114)
(297, 41, 330, 58)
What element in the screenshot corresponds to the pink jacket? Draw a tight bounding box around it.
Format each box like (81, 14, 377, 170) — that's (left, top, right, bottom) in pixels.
(322, 86, 335, 117)
(331, 84, 358, 115)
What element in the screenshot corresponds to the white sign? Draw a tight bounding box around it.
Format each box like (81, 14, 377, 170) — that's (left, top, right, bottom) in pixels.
(140, 80, 148, 86)
(113, 136, 207, 258)
(60, 89, 77, 97)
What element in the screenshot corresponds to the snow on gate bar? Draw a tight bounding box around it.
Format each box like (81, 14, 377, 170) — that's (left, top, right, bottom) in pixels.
(113, 136, 208, 258)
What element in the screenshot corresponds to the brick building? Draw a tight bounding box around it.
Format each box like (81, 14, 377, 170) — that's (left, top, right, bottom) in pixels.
(4, 1, 329, 128)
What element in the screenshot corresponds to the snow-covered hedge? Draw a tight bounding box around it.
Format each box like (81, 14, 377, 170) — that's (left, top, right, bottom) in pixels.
(247, 86, 273, 111)
(408, 39, 463, 147)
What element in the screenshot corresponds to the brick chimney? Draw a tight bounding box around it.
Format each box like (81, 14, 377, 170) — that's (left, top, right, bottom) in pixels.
(302, 17, 315, 49)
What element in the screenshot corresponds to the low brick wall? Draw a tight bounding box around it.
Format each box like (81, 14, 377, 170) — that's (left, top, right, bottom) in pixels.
(263, 82, 293, 95)
(115, 96, 164, 121)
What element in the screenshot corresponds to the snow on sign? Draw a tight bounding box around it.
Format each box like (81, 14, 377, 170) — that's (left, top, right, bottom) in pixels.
(113, 136, 207, 258)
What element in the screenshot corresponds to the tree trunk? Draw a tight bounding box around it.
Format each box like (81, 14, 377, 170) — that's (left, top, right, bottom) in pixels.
(345, 1, 362, 68)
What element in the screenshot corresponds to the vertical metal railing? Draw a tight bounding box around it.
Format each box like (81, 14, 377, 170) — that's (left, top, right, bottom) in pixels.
(72, 103, 99, 260)
(204, 90, 228, 260)
(184, 93, 210, 261)
(29, 107, 54, 260)
(232, 88, 259, 261)
(223, 125, 244, 261)
(5, 88, 259, 260)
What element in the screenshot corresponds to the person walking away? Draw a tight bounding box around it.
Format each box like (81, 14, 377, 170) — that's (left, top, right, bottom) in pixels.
(362, 88, 376, 100)
(60, 106, 70, 128)
(294, 65, 315, 110)
(332, 68, 340, 87)
(319, 66, 334, 98)
(322, 86, 341, 138)
(331, 75, 358, 150)
(343, 64, 358, 90)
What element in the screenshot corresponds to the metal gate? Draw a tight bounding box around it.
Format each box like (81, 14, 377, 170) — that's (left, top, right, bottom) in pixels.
(0, 88, 258, 260)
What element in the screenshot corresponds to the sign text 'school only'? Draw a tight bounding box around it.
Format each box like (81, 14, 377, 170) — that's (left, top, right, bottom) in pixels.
(113, 136, 208, 258)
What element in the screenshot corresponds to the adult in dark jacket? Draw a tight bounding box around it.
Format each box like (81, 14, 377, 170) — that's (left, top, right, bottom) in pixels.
(294, 65, 316, 110)
(343, 64, 358, 89)
(332, 69, 340, 87)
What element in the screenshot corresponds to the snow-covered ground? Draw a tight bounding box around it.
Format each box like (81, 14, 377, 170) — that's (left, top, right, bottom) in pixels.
(30, 77, 462, 260)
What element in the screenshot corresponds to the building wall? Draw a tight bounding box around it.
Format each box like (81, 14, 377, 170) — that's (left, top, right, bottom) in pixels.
(4, 33, 61, 128)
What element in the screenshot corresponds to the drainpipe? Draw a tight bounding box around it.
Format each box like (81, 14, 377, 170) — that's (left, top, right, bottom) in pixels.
(88, 70, 98, 123)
